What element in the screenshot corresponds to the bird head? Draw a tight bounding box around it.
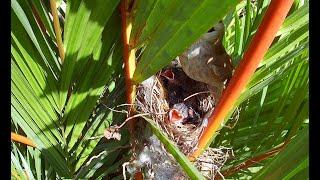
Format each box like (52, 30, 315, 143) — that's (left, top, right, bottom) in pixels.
(201, 21, 225, 44)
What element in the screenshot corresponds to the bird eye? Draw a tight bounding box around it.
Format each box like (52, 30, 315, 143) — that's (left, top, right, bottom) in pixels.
(208, 27, 215, 32)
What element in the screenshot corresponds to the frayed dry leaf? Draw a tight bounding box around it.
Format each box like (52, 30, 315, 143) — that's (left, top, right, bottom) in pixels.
(104, 126, 121, 141)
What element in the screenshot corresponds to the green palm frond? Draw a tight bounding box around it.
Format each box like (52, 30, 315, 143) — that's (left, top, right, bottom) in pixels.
(210, 0, 309, 178)
(132, 0, 239, 83)
(254, 126, 309, 179)
(11, 0, 127, 177)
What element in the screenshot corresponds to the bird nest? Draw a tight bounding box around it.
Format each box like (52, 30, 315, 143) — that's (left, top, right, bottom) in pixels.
(135, 65, 215, 156)
(126, 61, 234, 179)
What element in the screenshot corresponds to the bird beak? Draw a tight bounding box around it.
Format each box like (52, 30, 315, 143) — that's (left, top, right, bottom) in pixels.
(168, 109, 184, 124)
(202, 22, 225, 43)
(161, 69, 175, 81)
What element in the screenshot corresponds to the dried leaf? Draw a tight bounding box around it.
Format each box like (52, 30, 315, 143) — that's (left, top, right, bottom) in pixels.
(104, 126, 121, 141)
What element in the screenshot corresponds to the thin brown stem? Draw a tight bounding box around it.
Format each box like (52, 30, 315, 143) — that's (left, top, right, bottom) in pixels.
(31, 5, 47, 36)
(221, 143, 287, 177)
(184, 91, 211, 101)
(118, 113, 149, 129)
(50, 0, 65, 63)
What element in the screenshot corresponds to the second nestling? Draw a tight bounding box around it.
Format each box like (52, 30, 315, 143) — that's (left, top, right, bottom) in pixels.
(179, 21, 234, 105)
(162, 21, 234, 125)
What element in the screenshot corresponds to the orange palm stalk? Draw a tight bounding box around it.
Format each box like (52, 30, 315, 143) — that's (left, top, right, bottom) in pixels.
(189, 0, 294, 160)
(120, 1, 143, 179)
(120, 0, 138, 150)
(11, 132, 36, 148)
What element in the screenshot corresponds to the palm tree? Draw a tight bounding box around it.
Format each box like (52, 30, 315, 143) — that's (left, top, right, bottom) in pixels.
(11, 0, 308, 179)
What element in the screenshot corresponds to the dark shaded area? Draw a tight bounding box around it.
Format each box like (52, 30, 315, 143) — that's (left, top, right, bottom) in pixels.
(309, 0, 320, 179)
(2, 0, 11, 178)
(159, 65, 214, 123)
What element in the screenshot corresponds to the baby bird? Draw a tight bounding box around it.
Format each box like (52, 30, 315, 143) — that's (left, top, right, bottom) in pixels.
(179, 22, 233, 104)
(167, 103, 199, 124)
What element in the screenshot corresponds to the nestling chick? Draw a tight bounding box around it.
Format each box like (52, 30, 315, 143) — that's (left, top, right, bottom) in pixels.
(167, 103, 200, 124)
(179, 22, 234, 104)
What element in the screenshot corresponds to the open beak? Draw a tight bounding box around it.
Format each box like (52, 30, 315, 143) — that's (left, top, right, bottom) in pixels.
(161, 69, 175, 81)
(168, 108, 185, 124)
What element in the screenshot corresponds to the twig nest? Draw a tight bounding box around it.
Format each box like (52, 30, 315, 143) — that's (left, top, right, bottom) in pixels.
(131, 62, 235, 179)
(195, 147, 235, 179)
(136, 65, 216, 155)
